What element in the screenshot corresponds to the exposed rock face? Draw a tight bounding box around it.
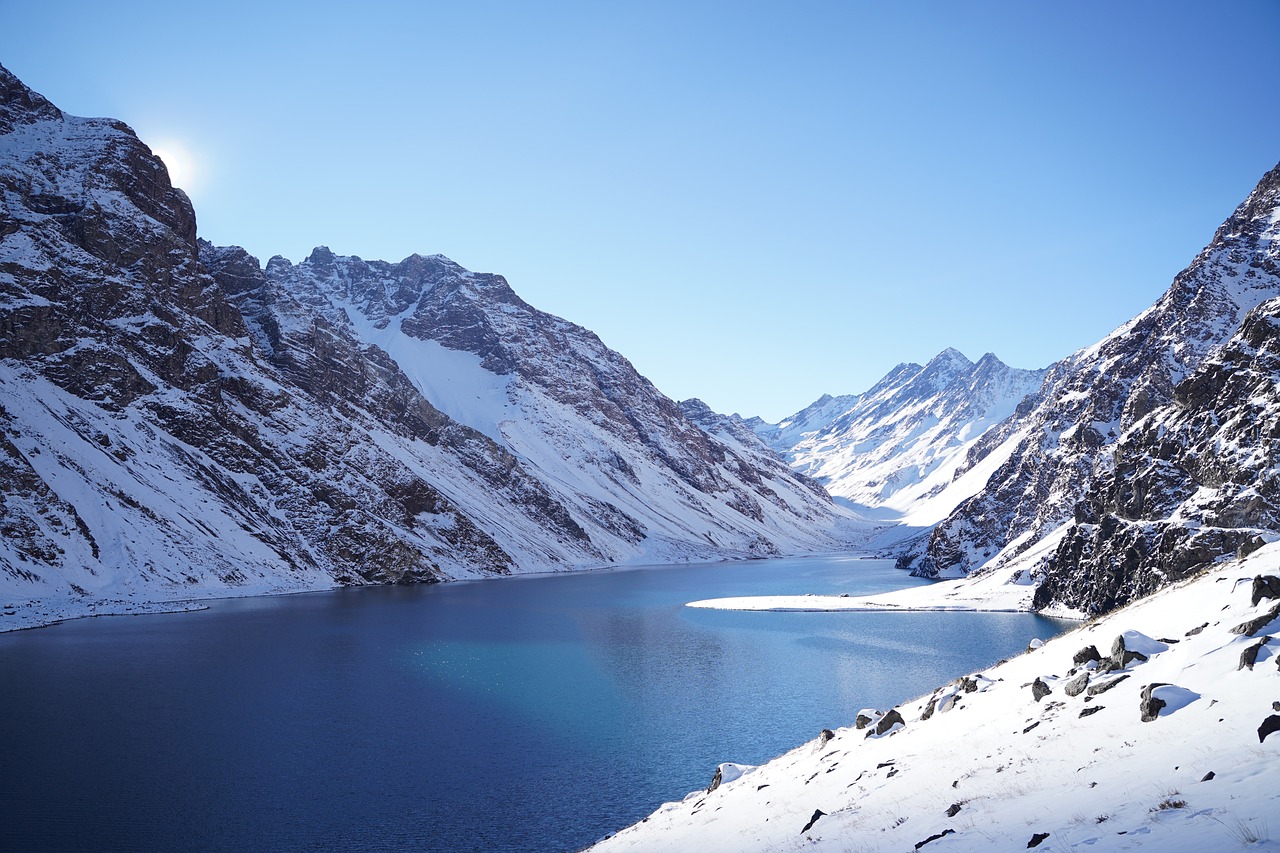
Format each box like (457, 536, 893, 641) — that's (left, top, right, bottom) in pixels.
(898, 161, 1280, 607)
(752, 349, 1046, 527)
(0, 65, 848, 621)
(1036, 290, 1280, 614)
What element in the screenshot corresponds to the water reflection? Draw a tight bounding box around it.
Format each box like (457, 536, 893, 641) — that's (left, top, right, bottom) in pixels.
(0, 557, 1069, 852)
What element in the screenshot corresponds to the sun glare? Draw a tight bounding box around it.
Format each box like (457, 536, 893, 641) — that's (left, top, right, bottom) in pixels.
(150, 141, 196, 191)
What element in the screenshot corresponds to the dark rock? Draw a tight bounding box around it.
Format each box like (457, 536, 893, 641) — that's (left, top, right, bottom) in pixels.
(1109, 635, 1149, 668)
(818, 729, 835, 746)
(1079, 706, 1104, 718)
(799, 809, 825, 834)
(869, 709, 906, 737)
(1031, 678, 1052, 702)
(1259, 715, 1280, 743)
(1233, 602, 1280, 636)
(945, 803, 962, 817)
(915, 828, 956, 849)
(1073, 645, 1102, 666)
(918, 160, 1280, 619)
(1239, 637, 1270, 671)
(706, 766, 722, 793)
(1140, 683, 1170, 722)
(1252, 575, 1280, 606)
(1186, 622, 1209, 636)
(1087, 674, 1130, 696)
(1028, 832, 1051, 848)
(1063, 671, 1090, 697)
(855, 711, 877, 730)
(1200, 771, 1215, 781)
(1022, 721, 1040, 734)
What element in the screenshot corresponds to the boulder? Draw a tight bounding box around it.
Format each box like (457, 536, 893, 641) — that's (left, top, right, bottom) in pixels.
(868, 709, 906, 738)
(706, 762, 755, 793)
(1031, 678, 1052, 702)
(1086, 673, 1130, 696)
(1239, 637, 1270, 671)
(1063, 671, 1090, 697)
(1140, 683, 1170, 722)
(1109, 632, 1159, 668)
(1232, 602, 1280, 637)
(1259, 715, 1280, 743)
(1251, 575, 1280, 606)
(1072, 645, 1102, 666)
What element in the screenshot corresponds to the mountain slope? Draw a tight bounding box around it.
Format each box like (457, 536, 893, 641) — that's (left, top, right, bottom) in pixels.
(1037, 289, 1280, 615)
(592, 546, 1280, 852)
(0, 65, 851, 630)
(899, 163, 1280, 589)
(755, 349, 1046, 527)
(240, 245, 849, 558)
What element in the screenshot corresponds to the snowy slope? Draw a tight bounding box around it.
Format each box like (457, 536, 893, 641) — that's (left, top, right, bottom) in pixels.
(0, 65, 858, 631)
(903, 163, 1280, 586)
(236, 245, 854, 563)
(753, 350, 1046, 527)
(592, 545, 1280, 852)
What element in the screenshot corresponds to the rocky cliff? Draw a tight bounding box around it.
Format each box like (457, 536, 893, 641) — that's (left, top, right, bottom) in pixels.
(900, 162, 1280, 607)
(0, 65, 849, 628)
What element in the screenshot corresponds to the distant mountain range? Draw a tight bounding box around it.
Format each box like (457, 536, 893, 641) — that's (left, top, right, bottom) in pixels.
(749, 348, 1046, 530)
(748, 156, 1280, 616)
(3, 57, 1280, 630)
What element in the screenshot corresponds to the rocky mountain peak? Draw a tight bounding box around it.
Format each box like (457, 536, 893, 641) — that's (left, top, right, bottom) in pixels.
(760, 349, 1046, 524)
(928, 346, 973, 369)
(305, 245, 336, 265)
(903, 159, 1280, 593)
(0, 63, 61, 131)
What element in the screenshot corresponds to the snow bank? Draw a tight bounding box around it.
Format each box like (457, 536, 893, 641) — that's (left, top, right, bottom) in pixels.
(593, 543, 1280, 851)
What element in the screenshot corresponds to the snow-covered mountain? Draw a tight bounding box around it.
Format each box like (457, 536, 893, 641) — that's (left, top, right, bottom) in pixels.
(896, 162, 1280, 606)
(1038, 287, 1280, 615)
(0, 65, 851, 630)
(592, 545, 1280, 852)
(753, 349, 1046, 527)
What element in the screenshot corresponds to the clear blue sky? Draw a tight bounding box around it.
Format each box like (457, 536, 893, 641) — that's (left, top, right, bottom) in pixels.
(4, 1, 1279, 422)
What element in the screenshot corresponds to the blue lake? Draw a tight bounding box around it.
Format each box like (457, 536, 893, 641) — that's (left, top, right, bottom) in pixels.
(0, 557, 1069, 851)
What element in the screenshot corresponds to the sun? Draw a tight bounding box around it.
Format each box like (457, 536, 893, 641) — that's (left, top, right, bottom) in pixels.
(149, 141, 196, 190)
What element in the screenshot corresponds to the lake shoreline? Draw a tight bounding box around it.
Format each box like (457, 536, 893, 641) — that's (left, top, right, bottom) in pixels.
(0, 548, 888, 634)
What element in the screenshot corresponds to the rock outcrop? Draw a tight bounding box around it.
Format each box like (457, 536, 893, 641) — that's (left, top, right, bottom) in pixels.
(897, 160, 1280, 613)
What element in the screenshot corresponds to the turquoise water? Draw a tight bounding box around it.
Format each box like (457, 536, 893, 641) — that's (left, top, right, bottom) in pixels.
(0, 557, 1069, 851)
